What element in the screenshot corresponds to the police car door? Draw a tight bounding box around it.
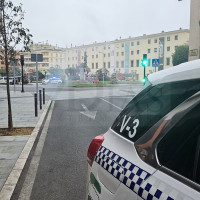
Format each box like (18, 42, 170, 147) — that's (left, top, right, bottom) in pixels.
(137, 100, 200, 200)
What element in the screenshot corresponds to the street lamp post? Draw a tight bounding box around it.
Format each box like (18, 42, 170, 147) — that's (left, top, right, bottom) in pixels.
(20, 55, 24, 93)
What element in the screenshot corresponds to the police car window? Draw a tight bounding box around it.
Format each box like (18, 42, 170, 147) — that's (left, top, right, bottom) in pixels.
(157, 103, 200, 184)
(111, 79, 200, 142)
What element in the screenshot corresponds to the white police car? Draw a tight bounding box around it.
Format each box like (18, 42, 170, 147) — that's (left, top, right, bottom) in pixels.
(86, 59, 200, 200)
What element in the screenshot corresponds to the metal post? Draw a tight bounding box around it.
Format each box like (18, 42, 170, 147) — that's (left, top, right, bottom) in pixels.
(13, 63, 16, 92)
(34, 93, 38, 117)
(21, 63, 24, 92)
(36, 54, 38, 102)
(43, 88, 45, 104)
(39, 90, 42, 110)
(20, 55, 24, 93)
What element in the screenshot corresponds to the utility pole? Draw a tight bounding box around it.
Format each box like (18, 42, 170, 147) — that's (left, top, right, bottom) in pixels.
(20, 55, 24, 92)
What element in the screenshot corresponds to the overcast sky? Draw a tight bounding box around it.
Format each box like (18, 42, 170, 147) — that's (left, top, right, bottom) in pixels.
(13, 0, 190, 48)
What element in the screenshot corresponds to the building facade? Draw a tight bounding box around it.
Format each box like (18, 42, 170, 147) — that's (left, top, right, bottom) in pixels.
(189, 0, 200, 61)
(23, 42, 66, 75)
(66, 29, 189, 81)
(19, 29, 189, 81)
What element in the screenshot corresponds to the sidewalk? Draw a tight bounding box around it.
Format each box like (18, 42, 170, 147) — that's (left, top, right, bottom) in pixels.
(0, 86, 50, 198)
(0, 87, 45, 127)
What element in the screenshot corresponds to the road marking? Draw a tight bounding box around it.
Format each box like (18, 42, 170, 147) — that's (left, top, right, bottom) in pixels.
(100, 98, 123, 110)
(80, 104, 97, 120)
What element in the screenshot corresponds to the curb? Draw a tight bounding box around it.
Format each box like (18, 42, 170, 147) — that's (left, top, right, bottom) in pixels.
(0, 100, 52, 200)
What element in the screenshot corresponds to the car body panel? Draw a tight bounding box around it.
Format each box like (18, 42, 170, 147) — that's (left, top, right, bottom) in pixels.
(86, 60, 200, 200)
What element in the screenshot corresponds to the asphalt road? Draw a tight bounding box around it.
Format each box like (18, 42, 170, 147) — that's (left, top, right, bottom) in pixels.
(14, 96, 133, 200)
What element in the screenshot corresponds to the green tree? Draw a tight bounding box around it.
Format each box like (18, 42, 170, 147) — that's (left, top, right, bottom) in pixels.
(172, 45, 189, 66)
(48, 67, 65, 80)
(110, 73, 118, 84)
(38, 71, 45, 80)
(65, 67, 80, 80)
(96, 68, 110, 81)
(0, 0, 32, 130)
(0, 68, 6, 76)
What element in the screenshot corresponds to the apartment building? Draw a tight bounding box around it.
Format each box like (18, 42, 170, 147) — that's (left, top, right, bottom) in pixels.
(66, 29, 189, 81)
(23, 42, 66, 75)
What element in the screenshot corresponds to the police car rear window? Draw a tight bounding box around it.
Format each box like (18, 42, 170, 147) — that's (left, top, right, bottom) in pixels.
(111, 79, 200, 142)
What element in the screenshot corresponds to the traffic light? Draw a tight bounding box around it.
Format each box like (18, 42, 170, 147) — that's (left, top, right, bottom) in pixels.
(142, 54, 147, 67)
(20, 55, 24, 66)
(143, 76, 148, 84)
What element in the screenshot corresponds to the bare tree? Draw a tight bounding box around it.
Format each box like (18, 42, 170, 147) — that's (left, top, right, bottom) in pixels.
(0, 0, 32, 130)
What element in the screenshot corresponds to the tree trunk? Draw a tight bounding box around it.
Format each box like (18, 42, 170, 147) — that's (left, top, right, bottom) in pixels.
(5, 48, 13, 130)
(1, 0, 13, 130)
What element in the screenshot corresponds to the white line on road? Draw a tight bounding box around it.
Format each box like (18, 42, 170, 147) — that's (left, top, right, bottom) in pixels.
(100, 98, 123, 111)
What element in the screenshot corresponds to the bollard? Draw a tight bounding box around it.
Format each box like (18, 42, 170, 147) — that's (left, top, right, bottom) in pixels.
(34, 93, 38, 117)
(39, 90, 42, 110)
(43, 88, 45, 104)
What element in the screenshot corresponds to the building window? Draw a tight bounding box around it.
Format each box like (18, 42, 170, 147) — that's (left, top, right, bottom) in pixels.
(116, 61, 119, 68)
(116, 52, 119, 56)
(148, 59, 151, 67)
(108, 53, 110, 57)
(68, 65, 70, 68)
(111, 50, 114, 56)
(92, 48, 94, 51)
(104, 53, 106, 57)
(166, 57, 170, 65)
(154, 48, 157, 53)
(92, 55, 94, 59)
(121, 52, 124, 56)
(131, 41, 134, 46)
(136, 60, 140, 67)
(154, 39, 157, 43)
(131, 51, 134, 55)
(121, 61, 124, 68)
(131, 60, 134, 67)
(121, 43, 124, 47)
(175, 35, 178, 40)
(96, 54, 98, 58)
(104, 62, 106, 68)
(137, 50, 140, 54)
(92, 63, 94, 69)
(167, 46, 170, 51)
(167, 36, 170, 41)
(148, 49, 151, 53)
(137, 41, 140, 45)
(148, 39, 151, 44)
(96, 63, 98, 69)
(108, 62, 110, 68)
(104, 46, 106, 50)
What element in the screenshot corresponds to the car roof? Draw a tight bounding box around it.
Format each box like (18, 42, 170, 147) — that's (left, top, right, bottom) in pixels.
(148, 59, 200, 85)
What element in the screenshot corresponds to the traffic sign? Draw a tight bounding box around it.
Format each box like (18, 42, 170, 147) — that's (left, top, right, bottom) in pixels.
(152, 59, 160, 67)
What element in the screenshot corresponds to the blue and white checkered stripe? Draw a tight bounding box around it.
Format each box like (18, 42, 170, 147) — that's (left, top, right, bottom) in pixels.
(95, 146, 176, 200)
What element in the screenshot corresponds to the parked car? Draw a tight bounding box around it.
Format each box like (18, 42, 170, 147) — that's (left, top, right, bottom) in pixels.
(0, 77, 13, 84)
(49, 77, 62, 84)
(86, 59, 200, 200)
(42, 79, 50, 85)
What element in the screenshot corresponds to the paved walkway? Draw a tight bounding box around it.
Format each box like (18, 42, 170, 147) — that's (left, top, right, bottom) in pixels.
(0, 86, 45, 127)
(0, 86, 48, 194)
